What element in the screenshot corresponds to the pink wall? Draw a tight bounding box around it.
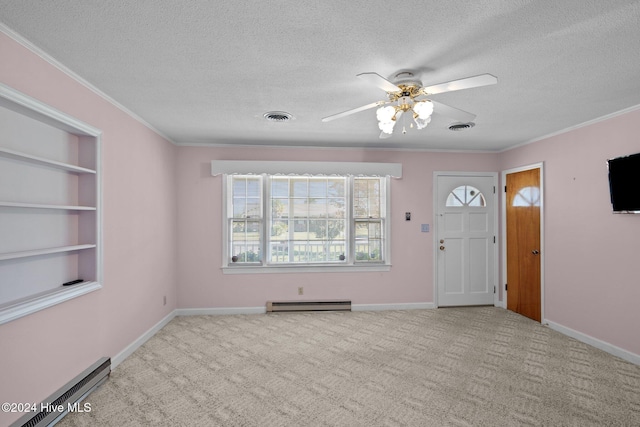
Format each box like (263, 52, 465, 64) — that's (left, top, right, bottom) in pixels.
(499, 109, 640, 356)
(0, 32, 178, 425)
(176, 146, 499, 308)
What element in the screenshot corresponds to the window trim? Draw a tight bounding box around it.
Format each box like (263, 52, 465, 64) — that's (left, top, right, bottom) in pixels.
(221, 173, 392, 273)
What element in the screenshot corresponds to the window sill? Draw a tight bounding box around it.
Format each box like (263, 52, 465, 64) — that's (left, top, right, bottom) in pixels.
(222, 264, 391, 274)
(0, 281, 102, 325)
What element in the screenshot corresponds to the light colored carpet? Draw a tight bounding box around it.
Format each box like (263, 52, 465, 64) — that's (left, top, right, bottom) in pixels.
(59, 307, 640, 426)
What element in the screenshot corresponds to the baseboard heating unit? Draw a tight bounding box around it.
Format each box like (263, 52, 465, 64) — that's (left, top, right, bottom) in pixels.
(267, 300, 351, 312)
(11, 357, 110, 427)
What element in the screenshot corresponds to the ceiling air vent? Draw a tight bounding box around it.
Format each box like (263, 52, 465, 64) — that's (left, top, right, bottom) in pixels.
(449, 122, 475, 131)
(264, 111, 293, 122)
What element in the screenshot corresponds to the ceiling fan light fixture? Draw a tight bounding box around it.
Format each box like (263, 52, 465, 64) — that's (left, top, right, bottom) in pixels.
(378, 120, 396, 134)
(414, 116, 432, 130)
(376, 105, 396, 122)
(413, 100, 434, 119)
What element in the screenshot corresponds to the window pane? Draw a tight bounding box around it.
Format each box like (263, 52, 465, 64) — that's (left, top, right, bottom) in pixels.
(309, 179, 327, 197)
(328, 179, 345, 196)
(327, 220, 346, 241)
(232, 176, 262, 219)
(368, 240, 382, 261)
(446, 193, 464, 207)
(231, 220, 261, 263)
(309, 198, 327, 217)
(246, 178, 261, 197)
(233, 198, 247, 217)
(354, 180, 366, 198)
(327, 198, 345, 218)
(271, 179, 289, 197)
(272, 198, 288, 218)
(246, 197, 261, 217)
(292, 179, 308, 197)
(368, 196, 381, 218)
(293, 198, 308, 217)
(354, 198, 367, 218)
(355, 220, 383, 262)
(354, 178, 382, 219)
(293, 219, 308, 233)
(270, 241, 289, 263)
(453, 186, 467, 202)
(233, 179, 246, 196)
(271, 220, 288, 239)
(467, 193, 486, 207)
(369, 222, 381, 238)
(309, 219, 326, 240)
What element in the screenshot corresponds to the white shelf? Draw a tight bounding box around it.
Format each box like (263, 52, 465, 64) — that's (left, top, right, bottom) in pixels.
(0, 147, 96, 174)
(0, 83, 102, 325)
(0, 201, 96, 210)
(0, 281, 102, 325)
(0, 244, 96, 261)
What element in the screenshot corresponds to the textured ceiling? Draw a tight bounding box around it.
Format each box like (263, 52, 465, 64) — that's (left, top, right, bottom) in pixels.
(1, 1, 640, 151)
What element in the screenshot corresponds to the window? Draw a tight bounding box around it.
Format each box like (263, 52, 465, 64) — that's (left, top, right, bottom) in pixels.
(446, 185, 486, 207)
(224, 174, 389, 269)
(512, 186, 540, 207)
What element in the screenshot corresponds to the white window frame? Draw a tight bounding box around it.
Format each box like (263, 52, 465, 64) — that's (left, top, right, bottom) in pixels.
(221, 174, 392, 274)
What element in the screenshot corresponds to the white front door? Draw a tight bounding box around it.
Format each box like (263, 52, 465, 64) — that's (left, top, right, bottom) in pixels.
(435, 173, 497, 306)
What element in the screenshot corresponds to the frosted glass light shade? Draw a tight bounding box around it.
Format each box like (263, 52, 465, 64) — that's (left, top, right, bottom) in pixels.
(413, 101, 434, 119)
(414, 116, 432, 129)
(376, 106, 396, 122)
(378, 120, 396, 134)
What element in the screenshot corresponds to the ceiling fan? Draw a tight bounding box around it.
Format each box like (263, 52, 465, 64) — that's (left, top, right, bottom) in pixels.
(321, 71, 497, 138)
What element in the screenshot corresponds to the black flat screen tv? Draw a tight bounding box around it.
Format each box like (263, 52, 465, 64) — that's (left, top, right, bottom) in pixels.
(608, 152, 640, 213)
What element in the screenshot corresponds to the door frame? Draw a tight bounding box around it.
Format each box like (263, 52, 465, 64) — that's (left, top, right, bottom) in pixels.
(433, 171, 499, 308)
(501, 162, 545, 322)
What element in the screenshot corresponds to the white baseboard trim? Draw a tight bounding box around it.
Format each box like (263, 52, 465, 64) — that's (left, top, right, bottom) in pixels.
(175, 306, 266, 316)
(352, 302, 435, 311)
(111, 310, 176, 369)
(546, 320, 640, 366)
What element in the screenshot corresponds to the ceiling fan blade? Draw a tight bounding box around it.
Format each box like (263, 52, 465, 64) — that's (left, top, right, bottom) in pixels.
(430, 100, 477, 122)
(422, 74, 497, 95)
(321, 101, 386, 122)
(357, 72, 401, 93)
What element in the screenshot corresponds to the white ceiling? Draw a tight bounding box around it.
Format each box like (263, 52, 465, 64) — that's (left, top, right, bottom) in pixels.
(1, 1, 640, 151)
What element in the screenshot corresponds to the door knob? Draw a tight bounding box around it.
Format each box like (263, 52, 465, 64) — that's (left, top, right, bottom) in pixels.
(440, 245, 445, 251)
(532, 250, 540, 255)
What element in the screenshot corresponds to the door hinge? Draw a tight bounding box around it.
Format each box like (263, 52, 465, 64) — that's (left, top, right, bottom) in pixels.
(505, 284, 508, 291)
(493, 286, 496, 294)
(493, 186, 496, 194)
(504, 185, 507, 192)
(493, 236, 496, 243)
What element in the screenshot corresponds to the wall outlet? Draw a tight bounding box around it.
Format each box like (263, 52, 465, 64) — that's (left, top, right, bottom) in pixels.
(163, 295, 167, 306)
(298, 287, 303, 295)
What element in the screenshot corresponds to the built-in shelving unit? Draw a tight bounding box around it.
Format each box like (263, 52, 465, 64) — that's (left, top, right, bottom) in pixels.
(0, 83, 102, 324)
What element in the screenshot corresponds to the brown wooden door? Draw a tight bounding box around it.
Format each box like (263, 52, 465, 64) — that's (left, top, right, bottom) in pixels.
(506, 168, 541, 321)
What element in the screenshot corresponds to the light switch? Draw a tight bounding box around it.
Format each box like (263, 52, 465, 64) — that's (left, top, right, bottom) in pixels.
(421, 224, 429, 232)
